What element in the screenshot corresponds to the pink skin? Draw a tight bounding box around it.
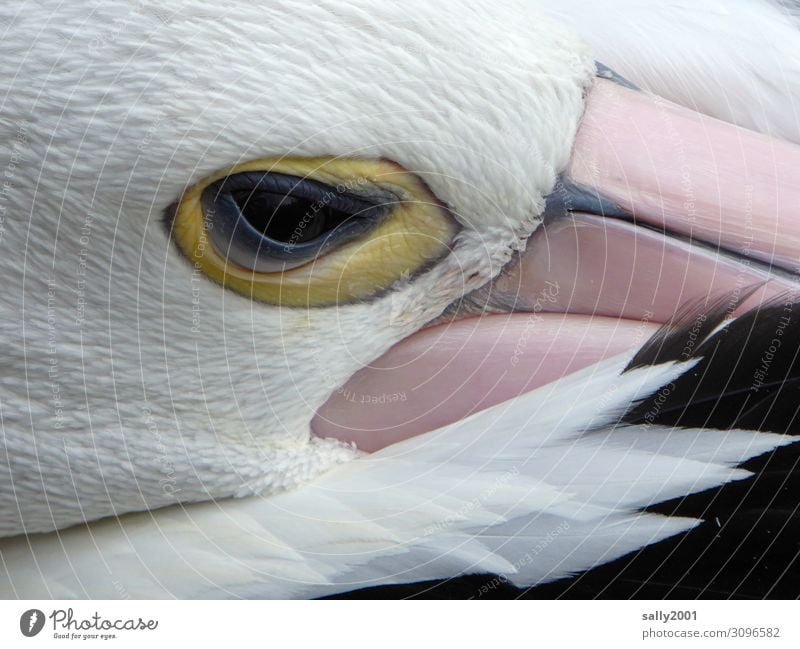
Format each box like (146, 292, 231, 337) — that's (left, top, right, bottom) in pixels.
(492, 213, 800, 323)
(314, 79, 800, 452)
(313, 314, 659, 452)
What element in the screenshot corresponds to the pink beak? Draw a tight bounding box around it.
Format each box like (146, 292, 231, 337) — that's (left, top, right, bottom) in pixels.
(314, 77, 800, 452)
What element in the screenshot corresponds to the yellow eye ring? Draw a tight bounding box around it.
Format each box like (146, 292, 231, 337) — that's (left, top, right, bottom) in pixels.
(170, 157, 457, 307)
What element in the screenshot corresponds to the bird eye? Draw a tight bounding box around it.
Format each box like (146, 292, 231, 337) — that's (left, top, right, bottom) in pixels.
(202, 171, 392, 273)
(169, 157, 458, 306)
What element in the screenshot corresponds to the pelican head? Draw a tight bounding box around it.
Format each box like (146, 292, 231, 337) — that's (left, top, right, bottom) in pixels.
(1, 0, 798, 565)
(0, 0, 597, 534)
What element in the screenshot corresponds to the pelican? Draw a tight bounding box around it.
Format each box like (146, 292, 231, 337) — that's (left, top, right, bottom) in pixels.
(1, 0, 799, 599)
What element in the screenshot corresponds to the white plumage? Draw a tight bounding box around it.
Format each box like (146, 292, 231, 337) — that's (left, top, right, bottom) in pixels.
(0, 0, 593, 535)
(0, 0, 798, 598)
(3, 353, 790, 598)
(531, 0, 800, 142)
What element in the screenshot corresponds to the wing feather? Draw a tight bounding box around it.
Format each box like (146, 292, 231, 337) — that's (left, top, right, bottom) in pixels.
(1, 351, 790, 598)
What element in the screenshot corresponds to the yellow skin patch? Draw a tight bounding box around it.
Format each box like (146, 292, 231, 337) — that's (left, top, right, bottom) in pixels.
(172, 157, 457, 307)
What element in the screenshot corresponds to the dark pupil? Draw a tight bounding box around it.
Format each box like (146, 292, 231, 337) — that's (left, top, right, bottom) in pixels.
(232, 190, 353, 244)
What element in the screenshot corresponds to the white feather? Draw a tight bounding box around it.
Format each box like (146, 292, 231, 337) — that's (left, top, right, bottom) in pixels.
(530, 0, 800, 143)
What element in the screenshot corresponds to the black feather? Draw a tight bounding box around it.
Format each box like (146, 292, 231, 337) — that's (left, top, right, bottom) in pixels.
(624, 291, 740, 370)
(624, 294, 800, 434)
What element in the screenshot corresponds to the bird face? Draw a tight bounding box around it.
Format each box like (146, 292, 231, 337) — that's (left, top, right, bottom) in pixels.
(0, 0, 595, 533)
(1, 0, 798, 534)
(315, 72, 800, 450)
